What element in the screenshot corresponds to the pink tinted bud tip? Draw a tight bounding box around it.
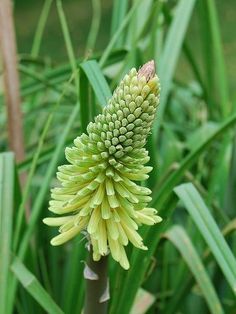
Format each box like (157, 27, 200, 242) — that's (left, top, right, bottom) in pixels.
(137, 60, 156, 82)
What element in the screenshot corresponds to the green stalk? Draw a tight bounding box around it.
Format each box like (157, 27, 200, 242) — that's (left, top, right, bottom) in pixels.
(31, 0, 53, 57)
(84, 249, 109, 314)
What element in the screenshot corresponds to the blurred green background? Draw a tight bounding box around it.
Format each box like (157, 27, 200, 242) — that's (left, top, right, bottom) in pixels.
(15, 0, 111, 60)
(15, 0, 236, 92)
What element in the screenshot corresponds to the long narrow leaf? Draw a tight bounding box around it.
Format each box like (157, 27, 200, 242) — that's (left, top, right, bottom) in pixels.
(80, 60, 112, 108)
(153, 0, 196, 139)
(174, 183, 236, 294)
(85, 0, 101, 51)
(111, 0, 128, 47)
(164, 225, 224, 314)
(165, 217, 236, 314)
(117, 110, 236, 314)
(31, 0, 53, 57)
(56, 0, 79, 93)
(99, 0, 141, 67)
(0, 153, 14, 314)
(62, 238, 87, 314)
(8, 105, 79, 313)
(11, 258, 64, 314)
(18, 105, 79, 259)
(152, 112, 236, 209)
(200, 0, 229, 116)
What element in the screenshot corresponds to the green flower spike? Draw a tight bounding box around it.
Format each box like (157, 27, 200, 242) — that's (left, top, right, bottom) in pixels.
(43, 60, 162, 270)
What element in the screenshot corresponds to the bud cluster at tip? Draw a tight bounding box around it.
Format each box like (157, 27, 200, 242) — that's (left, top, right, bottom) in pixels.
(43, 61, 162, 270)
(89, 60, 159, 159)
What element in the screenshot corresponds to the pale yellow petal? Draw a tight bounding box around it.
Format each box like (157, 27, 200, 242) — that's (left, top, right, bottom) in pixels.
(43, 216, 73, 227)
(50, 226, 81, 246)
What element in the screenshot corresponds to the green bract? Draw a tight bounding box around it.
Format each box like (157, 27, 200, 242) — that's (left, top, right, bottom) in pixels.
(43, 61, 162, 269)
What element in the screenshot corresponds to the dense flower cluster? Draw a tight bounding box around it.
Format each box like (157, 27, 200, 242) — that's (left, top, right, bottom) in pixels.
(43, 61, 162, 269)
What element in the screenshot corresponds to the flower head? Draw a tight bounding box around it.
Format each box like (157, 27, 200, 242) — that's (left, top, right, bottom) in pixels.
(43, 60, 162, 269)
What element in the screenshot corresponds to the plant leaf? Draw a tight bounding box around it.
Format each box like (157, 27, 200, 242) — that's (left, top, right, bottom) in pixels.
(153, 0, 196, 139)
(80, 60, 112, 108)
(163, 225, 224, 314)
(11, 257, 64, 314)
(0, 153, 15, 314)
(174, 183, 236, 295)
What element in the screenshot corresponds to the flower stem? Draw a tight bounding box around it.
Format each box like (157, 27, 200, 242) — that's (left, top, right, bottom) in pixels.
(84, 250, 109, 314)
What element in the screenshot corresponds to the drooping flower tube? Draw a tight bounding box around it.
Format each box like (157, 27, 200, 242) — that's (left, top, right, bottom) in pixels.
(43, 60, 162, 269)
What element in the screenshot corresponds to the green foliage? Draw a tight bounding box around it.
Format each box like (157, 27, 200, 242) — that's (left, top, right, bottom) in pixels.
(0, 153, 15, 314)
(11, 257, 64, 314)
(1, 0, 236, 313)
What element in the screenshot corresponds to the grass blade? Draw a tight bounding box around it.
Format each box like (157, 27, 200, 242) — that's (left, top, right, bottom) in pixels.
(56, 0, 79, 93)
(110, 0, 128, 48)
(117, 111, 236, 314)
(152, 112, 236, 209)
(165, 217, 236, 314)
(174, 183, 236, 294)
(11, 257, 64, 314)
(0, 152, 15, 314)
(199, 0, 230, 117)
(164, 225, 224, 314)
(18, 105, 79, 259)
(115, 195, 178, 314)
(99, 0, 141, 67)
(79, 69, 92, 132)
(79, 59, 111, 131)
(153, 0, 196, 139)
(19, 64, 76, 101)
(85, 0, 101, 52)
(13, 111, 54, 251)
(19, 49, 127, 98)
(80, 60, 112, 107)
(62, 238, 86, 314)
(14, 73, 77, 252)
(7, 105, 79, 313)
(31, 0, 53, 57)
